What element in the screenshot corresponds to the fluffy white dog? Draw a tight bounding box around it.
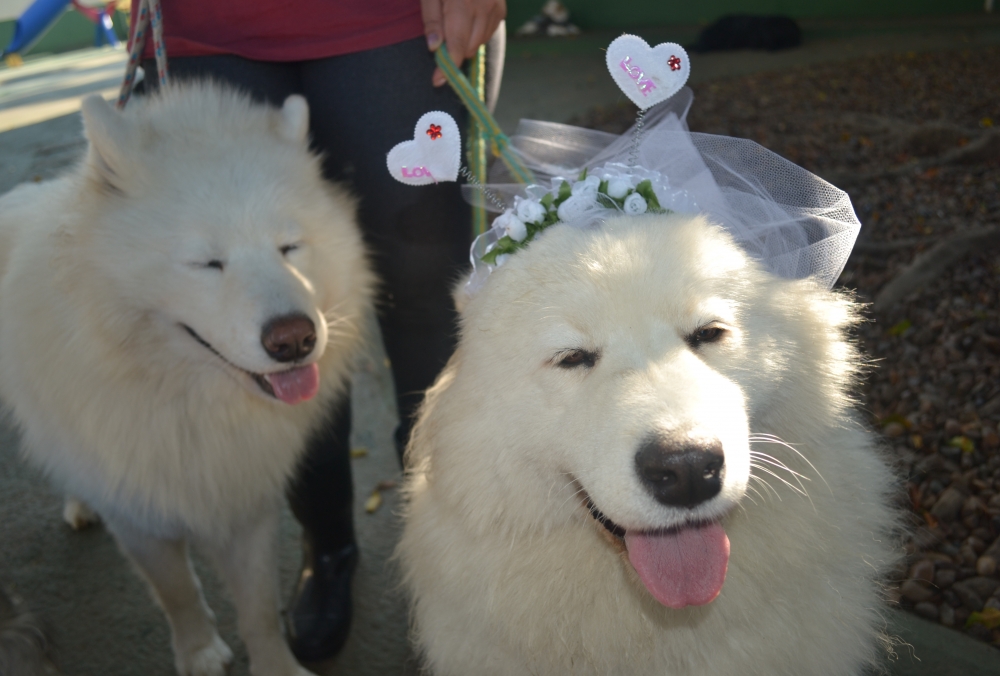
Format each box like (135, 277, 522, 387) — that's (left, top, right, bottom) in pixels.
(399, 215, 900, 675)
(0, 85, 373, 676)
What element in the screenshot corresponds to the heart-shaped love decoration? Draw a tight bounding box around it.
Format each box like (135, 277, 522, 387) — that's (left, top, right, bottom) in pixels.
(606, 35, 690, 110)
(386, 111, 461, 186)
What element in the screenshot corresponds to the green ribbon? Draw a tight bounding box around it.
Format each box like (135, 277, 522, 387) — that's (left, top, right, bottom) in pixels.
(435, 44, 535, 187)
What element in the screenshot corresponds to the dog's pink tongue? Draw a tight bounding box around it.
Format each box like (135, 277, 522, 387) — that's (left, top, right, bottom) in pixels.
(265, 364, 319, 404)
(625, 523, 730, 608)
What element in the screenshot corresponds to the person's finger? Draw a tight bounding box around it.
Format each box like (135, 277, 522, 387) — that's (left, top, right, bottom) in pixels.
(420, 0, 444, 51)
(443, 0, 473, 68)
(432, 66, 447, 87)
(467, 12, 491, 60)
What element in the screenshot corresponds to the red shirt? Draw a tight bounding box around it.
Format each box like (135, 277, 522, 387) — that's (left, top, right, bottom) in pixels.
(132, 0, 425, 61)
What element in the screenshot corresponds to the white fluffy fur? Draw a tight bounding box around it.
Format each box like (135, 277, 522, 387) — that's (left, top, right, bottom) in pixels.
(0, 84, 373, 676)
(399, 215, 901, 675)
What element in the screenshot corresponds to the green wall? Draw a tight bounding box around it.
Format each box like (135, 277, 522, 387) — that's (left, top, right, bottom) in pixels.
(1, 9, 128, 57)
(506, 0, 987, 31)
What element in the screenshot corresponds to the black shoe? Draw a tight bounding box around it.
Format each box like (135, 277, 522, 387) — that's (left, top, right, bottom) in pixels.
(286, 541, 358, 662)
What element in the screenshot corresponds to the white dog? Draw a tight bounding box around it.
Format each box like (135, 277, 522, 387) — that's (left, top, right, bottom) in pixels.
(399, 215, 900, 675)
(0, 84, 373, 676)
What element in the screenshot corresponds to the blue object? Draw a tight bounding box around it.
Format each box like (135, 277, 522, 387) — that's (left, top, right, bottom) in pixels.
(94, 10, 118, 47)
(2, 0, 72, 56)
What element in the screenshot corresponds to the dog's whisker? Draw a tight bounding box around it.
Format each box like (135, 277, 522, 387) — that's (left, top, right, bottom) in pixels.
(749, 434, 831, 494)
(750, 462, 809, 497)
(748, 474, 782, 501)
(749, 452, 812, 496)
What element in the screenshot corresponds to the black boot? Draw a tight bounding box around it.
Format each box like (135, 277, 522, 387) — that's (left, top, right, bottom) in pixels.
(286, 397, 357, 662)
(286, 539, 358, 662)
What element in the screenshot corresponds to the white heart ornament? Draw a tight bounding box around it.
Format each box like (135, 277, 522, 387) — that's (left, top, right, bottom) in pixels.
(386, 111, 461, 186)
(606, 35, 690, 110)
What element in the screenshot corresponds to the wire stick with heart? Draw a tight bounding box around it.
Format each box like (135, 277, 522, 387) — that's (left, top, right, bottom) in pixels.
(387, 111, 506, 210)
(605, 35, 691, 168)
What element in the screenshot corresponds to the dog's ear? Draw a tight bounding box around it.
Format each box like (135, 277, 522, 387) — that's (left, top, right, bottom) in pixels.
(277, 95, 309, 143)
(80, 95, 136, 194)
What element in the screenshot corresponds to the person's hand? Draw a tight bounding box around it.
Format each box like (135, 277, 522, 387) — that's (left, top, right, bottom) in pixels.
(421, 0, 506, 86)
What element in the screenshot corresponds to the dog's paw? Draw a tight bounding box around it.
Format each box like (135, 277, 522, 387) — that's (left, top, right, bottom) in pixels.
(175, 634, 233, 676)
(62, 497, 100, 530)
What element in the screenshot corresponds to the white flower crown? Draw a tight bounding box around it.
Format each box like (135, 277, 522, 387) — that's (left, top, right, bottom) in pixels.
(479, 163, 699, 267)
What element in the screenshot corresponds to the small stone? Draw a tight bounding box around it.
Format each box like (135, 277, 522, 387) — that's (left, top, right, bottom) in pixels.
(931, 486, 966, 521)
(960, 546, 978, 566)
(983, 535, 1000, 559)
(966, 535, 986, 553)
(934, 568, 957, 588)
(953, 581, 985, 611)
(901, 579, 936, 603)
(963, 576, 1000, 598)
(884, 421, 906, 438)
(985, 597, 1000, 612)
(945, 418, 963, 435)
(914, 602, 939, 620)
(967, 624, 993, 641)
(982, 427, 999, 449)
(909, 559, 936, 583)
(939, 603, 956, 626)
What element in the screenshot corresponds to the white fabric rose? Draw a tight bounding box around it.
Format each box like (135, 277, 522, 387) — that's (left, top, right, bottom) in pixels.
(606, 177, 631, 199)
(571, 174, 601, 198)
(624, 193, 648, 215)
(556, 194, 592, 222)
(494, 210, 528, 242)
(515, 198, 546, 224)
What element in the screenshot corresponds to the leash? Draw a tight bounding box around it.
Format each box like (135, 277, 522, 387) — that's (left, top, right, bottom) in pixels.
(435, 44, 534, 189)
(117, 0, 168, 109)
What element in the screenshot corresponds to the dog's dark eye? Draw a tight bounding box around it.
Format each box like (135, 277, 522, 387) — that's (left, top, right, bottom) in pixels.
(280, 244, 300, 256)
(205, 259, 224, 271)
(686, 325, 726, 349)
(557, 349, 599, 369)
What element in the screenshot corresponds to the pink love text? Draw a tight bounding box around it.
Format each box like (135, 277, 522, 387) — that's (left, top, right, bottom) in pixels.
(620, 56, 656, 96)
(401, 166, 435, 180)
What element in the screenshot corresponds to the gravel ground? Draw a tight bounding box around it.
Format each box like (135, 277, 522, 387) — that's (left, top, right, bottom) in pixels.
(572, 46, 1000, 647)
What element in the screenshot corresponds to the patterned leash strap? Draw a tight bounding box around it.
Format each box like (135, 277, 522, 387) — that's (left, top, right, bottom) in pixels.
(466, 44, 489, 236)
(116, 0, 168, 109)
(435, 44, 535, 187)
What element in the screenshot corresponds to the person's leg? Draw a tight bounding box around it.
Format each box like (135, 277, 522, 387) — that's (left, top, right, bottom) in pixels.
(300, 36, 474, 462)
(139, 54, 301, 105)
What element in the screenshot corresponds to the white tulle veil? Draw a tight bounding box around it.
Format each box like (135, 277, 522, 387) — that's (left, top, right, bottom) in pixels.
(463, 88, 860, 295)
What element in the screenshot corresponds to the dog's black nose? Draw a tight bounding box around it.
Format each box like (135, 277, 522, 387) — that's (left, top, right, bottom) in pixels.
(635, 436, 725, 508)
(261, 313, 316, 362)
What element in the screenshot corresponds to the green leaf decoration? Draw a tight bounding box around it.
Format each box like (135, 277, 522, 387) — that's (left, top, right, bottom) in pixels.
(577, 167, 588, 181)
(540, 192, 554, 210)
(481, 235, 524, 265)
(555, 180, 572, 206)
(635, 179, 662, 211)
